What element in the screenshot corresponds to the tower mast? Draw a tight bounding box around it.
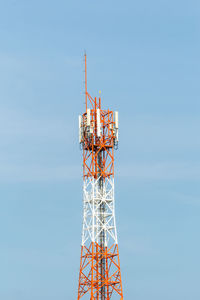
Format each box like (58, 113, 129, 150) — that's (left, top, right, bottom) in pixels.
(78, 54, 123, 300)
(84, 53, 87, 110)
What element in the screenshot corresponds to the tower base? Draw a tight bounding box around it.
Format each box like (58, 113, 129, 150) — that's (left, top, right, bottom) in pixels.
(78, 242, 123, 299)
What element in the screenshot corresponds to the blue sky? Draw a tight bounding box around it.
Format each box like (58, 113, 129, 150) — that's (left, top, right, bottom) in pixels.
(0, 0, 200, 299)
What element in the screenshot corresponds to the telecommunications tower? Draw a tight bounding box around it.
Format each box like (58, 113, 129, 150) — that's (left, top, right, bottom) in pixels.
(77, 54, 123, 300)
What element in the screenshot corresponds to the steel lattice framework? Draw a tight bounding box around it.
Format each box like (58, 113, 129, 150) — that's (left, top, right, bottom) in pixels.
(77, 54, 123, 300)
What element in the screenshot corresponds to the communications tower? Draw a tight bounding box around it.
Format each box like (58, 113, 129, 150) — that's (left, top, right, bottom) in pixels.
(77, 54, 123, 300)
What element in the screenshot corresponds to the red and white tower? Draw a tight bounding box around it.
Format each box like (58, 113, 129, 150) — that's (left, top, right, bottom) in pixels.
(77, 54, 123, 300)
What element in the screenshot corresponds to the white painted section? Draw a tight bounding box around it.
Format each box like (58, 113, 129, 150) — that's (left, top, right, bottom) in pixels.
(81, 177, 118, 246)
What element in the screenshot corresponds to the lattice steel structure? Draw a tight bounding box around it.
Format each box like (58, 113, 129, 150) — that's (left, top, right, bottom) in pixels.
(77, 54, 123, 300)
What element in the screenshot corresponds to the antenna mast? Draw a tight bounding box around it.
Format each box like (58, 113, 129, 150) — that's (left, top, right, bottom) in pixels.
(84, 53, 87, 110)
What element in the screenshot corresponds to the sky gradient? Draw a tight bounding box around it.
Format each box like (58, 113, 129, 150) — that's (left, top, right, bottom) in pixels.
(0, 0, 200, 299)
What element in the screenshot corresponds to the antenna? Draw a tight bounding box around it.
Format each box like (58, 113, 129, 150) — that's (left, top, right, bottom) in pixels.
(84, 52, 87, 110)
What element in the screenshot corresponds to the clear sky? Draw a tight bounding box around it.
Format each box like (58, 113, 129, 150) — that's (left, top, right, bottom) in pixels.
(0, 0, 200, 299)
